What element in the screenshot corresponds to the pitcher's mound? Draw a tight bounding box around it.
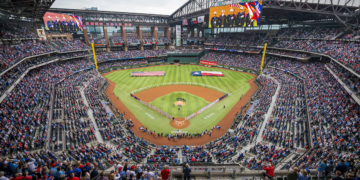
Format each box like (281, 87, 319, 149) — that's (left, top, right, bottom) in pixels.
(174, 101, 185, 106)
(170, 119, 190, 129)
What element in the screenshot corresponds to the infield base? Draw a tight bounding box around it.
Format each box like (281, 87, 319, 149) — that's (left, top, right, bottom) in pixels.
(170, 119, 190, 129)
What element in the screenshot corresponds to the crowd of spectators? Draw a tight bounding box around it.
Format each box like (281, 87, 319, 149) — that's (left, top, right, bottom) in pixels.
(58, 52, 90, 59)
(262, 68, 308, 149)
(126, 37, 141, 45)
(268, 50, 309, 58)
(158, 37, 171, 44)
(0, 41, 54, 73)
(109, 36, 125, 44)
(48, 39, 89, 52)
(96, 50, 167, 63)
(90, 37, 107, 45)
(97, 60, 147, 71)
(204, 33, 271, 46)
(266, 58, 360, 160)
(0, 22, 38, 39)
(200, 52, 269, 72)
(343, 30, 360, 39)
(142, 37, 157, 44)
(273, 40, 360, 73)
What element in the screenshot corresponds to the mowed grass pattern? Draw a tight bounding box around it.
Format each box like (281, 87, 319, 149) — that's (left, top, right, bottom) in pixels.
(149, 92, 210, 117)
(104, 65, 254, 93)
(105, 65, 255, 133)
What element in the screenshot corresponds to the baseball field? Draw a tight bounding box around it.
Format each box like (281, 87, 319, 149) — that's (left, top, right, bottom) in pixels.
(104, 65, 255, 134)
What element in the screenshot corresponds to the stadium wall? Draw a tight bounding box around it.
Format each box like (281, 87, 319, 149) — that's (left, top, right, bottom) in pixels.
(167, 57, 199, 63)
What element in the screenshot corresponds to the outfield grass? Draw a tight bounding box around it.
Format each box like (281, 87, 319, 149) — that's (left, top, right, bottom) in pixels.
(149, 92, 210, 117)
(105, 65, 254, 134)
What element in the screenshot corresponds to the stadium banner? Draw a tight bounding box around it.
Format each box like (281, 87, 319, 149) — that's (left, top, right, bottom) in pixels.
(199, 60, 218, 66)
(182, 19, 188, 26)
(191, 71, 225, 76)
(36, 29, 47, 40)
(113, 43, 123, 45)
(208, 1, 262, 28)
(175, 25, 181, 46)
(44, 12, 83, 31)
(198, 16, 205, 23)
(191, 18, 197, 24)
(130, 71, 165, 77)
(132, 57, 146, 59)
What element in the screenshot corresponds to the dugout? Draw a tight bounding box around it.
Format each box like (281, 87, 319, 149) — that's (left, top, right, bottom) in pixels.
(167, 51, 204, 63)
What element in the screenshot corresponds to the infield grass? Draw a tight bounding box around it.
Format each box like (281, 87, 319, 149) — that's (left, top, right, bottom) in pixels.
(149, 92, 210, 118)
(104, 65, 254, 134)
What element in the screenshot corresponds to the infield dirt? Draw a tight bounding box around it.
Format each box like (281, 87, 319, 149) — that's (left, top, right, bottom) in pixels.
(104, 68, 257, 145)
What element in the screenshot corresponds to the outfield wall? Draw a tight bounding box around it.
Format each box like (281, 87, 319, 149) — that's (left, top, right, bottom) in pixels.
(100, 62, 260, 75)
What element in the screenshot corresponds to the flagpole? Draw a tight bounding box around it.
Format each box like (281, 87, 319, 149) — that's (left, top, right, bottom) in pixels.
(260, 43, 267, 74)
(91, 43, 98, 71)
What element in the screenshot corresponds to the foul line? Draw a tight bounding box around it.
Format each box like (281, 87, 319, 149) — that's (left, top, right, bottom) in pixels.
(229, 79, 256, 95)
(106, 79, 131, 94)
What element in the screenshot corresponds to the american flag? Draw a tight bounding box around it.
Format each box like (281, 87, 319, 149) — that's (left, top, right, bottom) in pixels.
(230, 4, 241, 9)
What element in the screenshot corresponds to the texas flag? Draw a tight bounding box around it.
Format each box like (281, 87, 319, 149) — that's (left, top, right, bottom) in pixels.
(191, 71, 225, 77)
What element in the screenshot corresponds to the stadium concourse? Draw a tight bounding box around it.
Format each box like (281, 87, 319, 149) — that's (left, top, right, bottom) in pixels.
(0, 9, 360, 180)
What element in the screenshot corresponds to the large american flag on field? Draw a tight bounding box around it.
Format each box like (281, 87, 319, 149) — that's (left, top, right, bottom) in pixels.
(130, 71, 165, 76)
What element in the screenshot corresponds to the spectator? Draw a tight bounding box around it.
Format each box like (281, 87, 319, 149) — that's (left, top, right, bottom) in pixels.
(263, 163, 275, 178)
(90, 168, 98, 180)
(336, 160, 348, 175)
(325, 161, 335, 178)
(355, 169, 360, 180)
(80, 169, 90, 180)
(298, 169, 309, 180)
(182, 163, 191, 180)
(67, 173, 80, 180)
(331, 171, 344, 180)
(161, 166, 170, 180)
(0, 172, 8, 180)
(144, 168, 154, 180)
(126, 166, 135, 180)
(97, 172, 107, 180)
(318, 160, 328, 178)
(288, 167, 300, 180)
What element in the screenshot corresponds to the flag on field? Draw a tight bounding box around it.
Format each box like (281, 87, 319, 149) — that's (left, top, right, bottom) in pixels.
(130, 71, 165, 77)
(191, 71, 225, 77)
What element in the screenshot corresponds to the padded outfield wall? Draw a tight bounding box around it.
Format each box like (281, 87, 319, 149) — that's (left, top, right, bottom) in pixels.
(167, 51, 205, 63)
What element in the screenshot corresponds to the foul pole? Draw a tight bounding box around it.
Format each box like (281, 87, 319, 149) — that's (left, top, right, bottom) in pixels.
(260, 43, 267, 74)
(91, 43, 98, 70)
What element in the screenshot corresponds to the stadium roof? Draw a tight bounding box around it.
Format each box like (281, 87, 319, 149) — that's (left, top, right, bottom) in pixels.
(48, 8, 169, 26)
(169, 0, 360, 26)
(0, 0, 55, 21)
(49, 8, 169, 18)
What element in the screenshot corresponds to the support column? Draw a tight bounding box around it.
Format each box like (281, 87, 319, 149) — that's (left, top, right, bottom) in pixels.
(121, 26, 128, 51)
(137, 26, 143, 50)
(83, 24, 90, 46)
(166, 27, 171, 39)
(151, 26, 158, 50)
(188, 27, 194, 37)
(103, 25, 110, 52)
(164, 27, 171, 49)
